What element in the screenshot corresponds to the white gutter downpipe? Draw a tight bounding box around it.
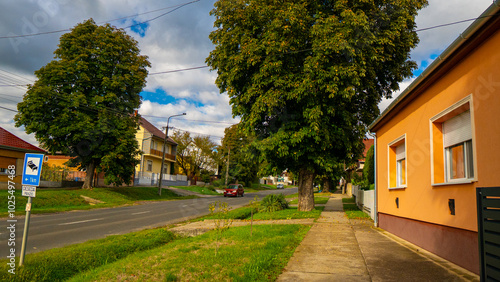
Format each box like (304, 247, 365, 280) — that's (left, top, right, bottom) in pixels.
(368, 132, 378, 227)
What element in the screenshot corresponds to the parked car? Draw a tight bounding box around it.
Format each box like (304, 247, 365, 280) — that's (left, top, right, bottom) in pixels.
(224, 184, 244, 197)
(276, 184, 284, 189)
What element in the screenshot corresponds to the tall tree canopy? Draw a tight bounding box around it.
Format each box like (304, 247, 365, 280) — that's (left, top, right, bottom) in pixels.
(207, 0, 427, 210)
(15, 19, 150, 188)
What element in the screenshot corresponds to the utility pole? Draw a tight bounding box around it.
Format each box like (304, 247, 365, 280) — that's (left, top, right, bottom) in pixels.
(158, 112, 186, 196)
(225, 146, 230, 186)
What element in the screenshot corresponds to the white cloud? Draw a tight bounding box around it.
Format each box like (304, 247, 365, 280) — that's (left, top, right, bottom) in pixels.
(379, 0, 493, 111)
(0, 0, 495, 145)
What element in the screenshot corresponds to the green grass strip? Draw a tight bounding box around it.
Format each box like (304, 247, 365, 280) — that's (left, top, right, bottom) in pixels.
(342, 197, 356, 203)
(288, 197, 330, 205)
(343, 203, 371, 219)
(252, 206, 324, 220)
(171, 185, 220, 195)
(70, 224, 310, 282)
(0, 228, 176, 282)
(0, 187, 193, 216)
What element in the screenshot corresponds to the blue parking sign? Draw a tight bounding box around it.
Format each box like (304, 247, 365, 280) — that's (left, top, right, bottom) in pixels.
(22, 153, 44, 186)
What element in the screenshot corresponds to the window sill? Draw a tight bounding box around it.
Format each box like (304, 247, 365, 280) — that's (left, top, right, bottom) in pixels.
(432, 180, 475, 187)
(388, 186, 406, 190)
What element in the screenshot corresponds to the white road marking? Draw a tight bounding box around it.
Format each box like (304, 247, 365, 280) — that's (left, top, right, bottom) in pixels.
(58, 218, 104, 226)
(131, 211, 150, 215)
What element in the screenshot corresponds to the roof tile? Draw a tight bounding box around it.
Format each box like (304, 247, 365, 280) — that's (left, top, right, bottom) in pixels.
(0, 127, 46, 153)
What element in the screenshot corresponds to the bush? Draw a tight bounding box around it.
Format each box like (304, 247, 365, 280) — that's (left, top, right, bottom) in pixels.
(259, 194, 288, 212)
(212, 179, 223, 187)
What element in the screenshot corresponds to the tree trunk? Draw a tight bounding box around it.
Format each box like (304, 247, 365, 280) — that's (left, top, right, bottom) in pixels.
(322, 177, 331, 193)
(82, 160, 96, 189)
(298, 168, 315, 211)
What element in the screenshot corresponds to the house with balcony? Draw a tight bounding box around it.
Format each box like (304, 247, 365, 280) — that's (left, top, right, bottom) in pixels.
(369, 3, 500, 275)
(135, 117, 186, 186)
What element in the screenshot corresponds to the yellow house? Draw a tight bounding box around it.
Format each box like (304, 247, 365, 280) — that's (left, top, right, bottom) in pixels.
(0, 127, 46, 189)
(369, 3, 500, 275)
(135, 117, 177, 181)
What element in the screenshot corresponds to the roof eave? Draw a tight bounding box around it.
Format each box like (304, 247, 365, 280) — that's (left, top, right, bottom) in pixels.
(369, 1, 500, 132)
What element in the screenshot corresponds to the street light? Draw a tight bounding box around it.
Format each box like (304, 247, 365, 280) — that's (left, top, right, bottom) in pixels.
(158, 112, 186, 196)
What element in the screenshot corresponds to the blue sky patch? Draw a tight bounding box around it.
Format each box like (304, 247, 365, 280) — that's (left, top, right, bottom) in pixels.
(130, 19, 149, 37)
(413, 53, 440, 77)
(141, 88, 176, 104)
(141, 88, 204, 108)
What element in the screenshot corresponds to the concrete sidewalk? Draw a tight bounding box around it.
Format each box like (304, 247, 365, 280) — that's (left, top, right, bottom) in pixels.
(277, 193, 479, 282)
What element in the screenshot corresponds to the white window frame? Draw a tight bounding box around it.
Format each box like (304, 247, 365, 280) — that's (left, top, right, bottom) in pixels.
(147, 160, 153, 172)
(430, 95, 477, 186)
(388, 134, 407, 189)
(445, 139, 474, 182)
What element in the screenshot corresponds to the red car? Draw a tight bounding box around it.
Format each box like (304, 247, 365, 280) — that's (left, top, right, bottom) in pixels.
(224, 184, 244, 197)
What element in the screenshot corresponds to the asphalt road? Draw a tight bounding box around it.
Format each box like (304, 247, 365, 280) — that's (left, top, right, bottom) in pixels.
(0, 187, 297, 257)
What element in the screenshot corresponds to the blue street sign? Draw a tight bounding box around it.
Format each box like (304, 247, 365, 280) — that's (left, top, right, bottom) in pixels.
(22, 153, 44, 186)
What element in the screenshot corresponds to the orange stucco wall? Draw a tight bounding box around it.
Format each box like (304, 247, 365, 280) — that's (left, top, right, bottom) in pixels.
(375, 29, 500, 232)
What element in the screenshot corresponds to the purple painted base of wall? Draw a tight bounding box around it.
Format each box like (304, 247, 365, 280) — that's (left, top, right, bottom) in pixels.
(378, 213, 479, 274)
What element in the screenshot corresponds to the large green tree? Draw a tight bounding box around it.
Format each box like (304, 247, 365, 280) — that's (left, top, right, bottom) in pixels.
(15, 19, 150, 188)
(207, 0, 426, 210)
(221, 124, 260, 186)
(171, 131, 218, 183)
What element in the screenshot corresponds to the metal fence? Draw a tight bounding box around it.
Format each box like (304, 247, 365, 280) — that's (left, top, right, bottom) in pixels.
(476, 187, 500, 281)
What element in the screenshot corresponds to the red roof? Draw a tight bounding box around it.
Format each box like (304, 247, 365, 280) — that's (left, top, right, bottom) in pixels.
(359, 139, 374, 162)
(139, 117, 177, 145)
(0, 127, 46, 153)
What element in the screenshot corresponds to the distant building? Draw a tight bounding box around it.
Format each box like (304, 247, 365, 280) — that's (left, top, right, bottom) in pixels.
(0, 127, 45, 189)
(135, 117, 179, 185)
(356, 139, 374, 173)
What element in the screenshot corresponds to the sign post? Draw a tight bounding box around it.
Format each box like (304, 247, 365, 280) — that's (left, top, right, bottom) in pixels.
(19, 153, 43, 266)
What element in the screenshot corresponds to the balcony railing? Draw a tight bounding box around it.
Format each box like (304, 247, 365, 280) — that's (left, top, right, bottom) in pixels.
(149, 149, 176, 161)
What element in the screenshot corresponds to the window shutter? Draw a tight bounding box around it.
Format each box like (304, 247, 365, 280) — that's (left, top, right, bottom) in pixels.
(443, 111, 472, 147)
(396, 143, 405, 160)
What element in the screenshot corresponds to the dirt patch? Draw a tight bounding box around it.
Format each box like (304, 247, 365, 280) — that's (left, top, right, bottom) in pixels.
(169, 218, 314, 237)
(80, 195, 105, 205)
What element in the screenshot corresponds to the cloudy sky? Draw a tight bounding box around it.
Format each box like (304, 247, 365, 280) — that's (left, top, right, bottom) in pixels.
(0, 0, 494, 147)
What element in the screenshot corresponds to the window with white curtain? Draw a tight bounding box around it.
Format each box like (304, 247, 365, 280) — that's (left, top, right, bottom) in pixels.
(396, 143, 406, 187)
(443, 110, 474, 181)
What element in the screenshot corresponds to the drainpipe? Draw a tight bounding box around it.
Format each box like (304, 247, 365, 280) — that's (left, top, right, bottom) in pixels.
(368, 132, 378, 227)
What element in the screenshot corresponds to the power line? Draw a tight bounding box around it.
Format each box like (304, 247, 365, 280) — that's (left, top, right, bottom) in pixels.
(0, 65, 211, 87)
(141, 115, 236, 125)
(415, 13, 499, 32)
(0, 69, 33, 83)
(149, 66, 209, 75)
(171, 126, 223, 139)
(0, 105, 17, 112)
(0, 0, 200, 39)
(123, 1, 200, 31)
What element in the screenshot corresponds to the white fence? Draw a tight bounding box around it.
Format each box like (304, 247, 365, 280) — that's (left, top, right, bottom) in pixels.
(353, 185, 375, 220)
(134, 172, 188, 186)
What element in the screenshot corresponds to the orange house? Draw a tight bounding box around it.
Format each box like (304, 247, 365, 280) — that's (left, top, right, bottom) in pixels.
(369, 3, 500, 275)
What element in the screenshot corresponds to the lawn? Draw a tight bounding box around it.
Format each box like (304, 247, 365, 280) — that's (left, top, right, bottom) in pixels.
(0, 228, 176, 282)
(288, 196, 330, 205)
(69, 225, 310, 282)
(171, 185, 220, 195)
(196, 204, 324, 221)
(0, 224, 310, 282)
(0, 187, 195, 217)
(252, 206, 324, 220)
(342, 197, 371, 219)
